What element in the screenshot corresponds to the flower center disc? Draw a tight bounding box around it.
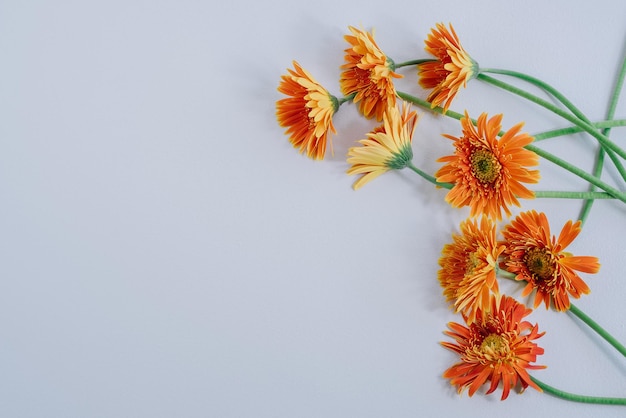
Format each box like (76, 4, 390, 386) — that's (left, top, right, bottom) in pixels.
(470, 149, 501, 184)
(479, 333, 506, 354)
(524, 247, 555, 280)
(465, 251, 480, 275)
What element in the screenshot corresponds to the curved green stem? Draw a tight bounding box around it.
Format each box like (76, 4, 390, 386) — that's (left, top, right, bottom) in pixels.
(397, 91, 626, 204)
(500, 273, 626, 360)
(531, 376, 626, 405)
(479, 70, 626, 187)
(568, 303, 626, 358)
(476, 73, 626, 160)
(480, 68, 588, 122)
(533, 304, 626, 404)
(406, 162, 452, 189)
(533, 120, 626, 141)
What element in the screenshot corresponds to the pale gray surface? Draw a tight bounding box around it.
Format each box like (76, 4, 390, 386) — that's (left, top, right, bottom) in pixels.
(1, 1, 626, 417)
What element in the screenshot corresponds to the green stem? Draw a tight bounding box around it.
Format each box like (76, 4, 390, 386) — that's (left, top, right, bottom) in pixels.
(406, 162, 452, 189)
(533, 120, 626, 141)
(526, 144, 626, 204)
(531, 376, 626, 405)
(476, 73, 626, 161)
(604, 50, 626, 129)
(499, 276, 626, 389)
(568, 303, 626, 358)
(533, 190, 621, 199)
(397, 90, 626, 204)
(604, 146, 626, 186)
(579, 149, 606, 225)
(441, 68, 626, 148)
(500, 273, 626, 359)
(480, 68, 588, 122)
(579, 51, 626, 224)
(337, 92, 356, 106)
(496, 267, 516, 280)
(404, 164, 622, 200)
(396, 91, 626, 145)
(393, 58, 436, 69)
(532, 303, 626, 404)
(397, 91, 464, 120)
(479, 70, 626, 185)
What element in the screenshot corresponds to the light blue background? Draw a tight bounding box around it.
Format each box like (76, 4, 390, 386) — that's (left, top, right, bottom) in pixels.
(1, 1, 625, 417)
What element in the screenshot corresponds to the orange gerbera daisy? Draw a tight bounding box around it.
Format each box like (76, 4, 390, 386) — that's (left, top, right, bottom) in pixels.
(340, 26, 402, 121)
(418, 23, 478, 113)
(276, 61, 338, 160)
(346, 102, 417, 190)
(442, 294, 546, 400)
(438, 217, 505, 323)
(500, 210, 600, 311)
(435, 112, 540, 220)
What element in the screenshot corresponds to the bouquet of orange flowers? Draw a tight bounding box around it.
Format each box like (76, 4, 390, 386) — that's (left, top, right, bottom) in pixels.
(275, 23, 626, 404)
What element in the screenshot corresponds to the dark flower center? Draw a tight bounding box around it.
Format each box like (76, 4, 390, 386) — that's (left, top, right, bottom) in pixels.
(524, 247, 555, 281)
(470, 149, 501, 185)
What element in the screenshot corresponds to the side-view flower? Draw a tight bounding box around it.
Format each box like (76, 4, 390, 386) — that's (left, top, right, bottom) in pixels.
(418, 22, 478, 113)
(438, 216, 504, 323)
(346, 102, 417, 189)
(340, 26, 402, 121)
(276, 60, 338, 160)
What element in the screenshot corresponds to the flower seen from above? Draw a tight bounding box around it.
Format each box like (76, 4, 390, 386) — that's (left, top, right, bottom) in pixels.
(438, 216, 504, 323)
(346, 102, 417, 190)
(340, 26, 402, 121)
(418, 23, 478, 113)
(500, 210, 601, 311)
(276, 60, 338, 160)
(435, 111, 540, 221)
(442, 294, 546, 400)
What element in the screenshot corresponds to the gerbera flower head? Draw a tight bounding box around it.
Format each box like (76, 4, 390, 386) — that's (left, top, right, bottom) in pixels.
(418, 23, 478, 113)
(346, 102, 417, 190)
(438, 216, 505, 323)
(435, 111, 540, 220)
(276, 60, 338, 160)
(500, 210, 600, 311)
(442, 294, 546, 400)
(340, 26, 402, 121)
